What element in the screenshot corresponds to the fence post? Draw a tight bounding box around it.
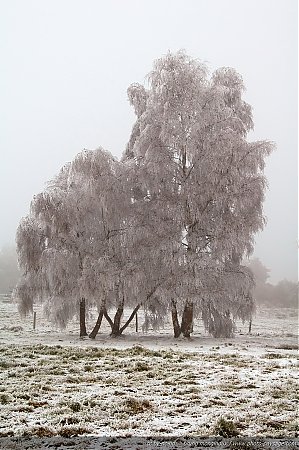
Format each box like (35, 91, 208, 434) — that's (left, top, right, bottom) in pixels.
(135, 312, 138, 333)
(33, 311, 36, 330)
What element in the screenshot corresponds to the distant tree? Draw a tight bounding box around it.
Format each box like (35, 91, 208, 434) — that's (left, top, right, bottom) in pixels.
(124, 51, 273, 337)
(245, 257, 272, 306)
(0, 245, 20, 294)
(246, 257, 270, 285)
(272, 280, 298, 308)
(246, 258, 298, 308)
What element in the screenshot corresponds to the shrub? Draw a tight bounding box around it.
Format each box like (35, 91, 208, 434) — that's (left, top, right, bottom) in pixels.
(214, 417, 239, 437)
(59, 425, 90, 437)
(134, 361, 150, 371)
(22, 426, 55, 437)
(69, 401, 81, 412)
(124, 397, 152, 414)
(0, 393, 11, 404)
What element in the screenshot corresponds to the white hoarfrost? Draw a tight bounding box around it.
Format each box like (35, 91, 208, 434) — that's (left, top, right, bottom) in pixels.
(15, 51, 273, 340)
(0, 297, 298, 449)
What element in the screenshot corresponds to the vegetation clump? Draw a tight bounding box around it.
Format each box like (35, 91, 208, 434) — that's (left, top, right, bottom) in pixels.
(214, 417, 239, 437)
(124, 397, 153, 414)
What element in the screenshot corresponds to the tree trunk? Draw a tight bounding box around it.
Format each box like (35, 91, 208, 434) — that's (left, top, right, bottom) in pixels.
(103, 308, 114, 329)
(111, 297, 124, 337)
(181, 300, 193, 338)
(171, 299, 181, 338)
(103, 303, 141, 337)
(79, 298, 88, 337)
(119, 304, 141, 335)
(248, 319, 252, 334)
(107, 286, 125, 337)
(89, 309, 104, 339)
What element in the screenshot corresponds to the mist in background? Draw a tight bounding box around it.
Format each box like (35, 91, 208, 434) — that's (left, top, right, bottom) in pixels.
(1, 0, 297, 283)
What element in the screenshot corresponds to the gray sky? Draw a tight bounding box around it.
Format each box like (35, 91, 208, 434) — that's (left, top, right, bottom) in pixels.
(1, 0, 297, 283)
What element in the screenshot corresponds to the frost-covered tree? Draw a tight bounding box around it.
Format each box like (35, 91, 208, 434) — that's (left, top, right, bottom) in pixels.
(245, 257, 273, 307)
(247, 258, 298, 308)
(272, 280, 298, 308)
(124, 51, 273, 337)
(15, 148, 133, 337)
(15, 146, 166, 338)
(246, 257, 270, 285)
(15, 51, 273, 341)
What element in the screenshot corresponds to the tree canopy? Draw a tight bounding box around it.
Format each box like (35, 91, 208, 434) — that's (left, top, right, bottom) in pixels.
(14, 51, 274, 338)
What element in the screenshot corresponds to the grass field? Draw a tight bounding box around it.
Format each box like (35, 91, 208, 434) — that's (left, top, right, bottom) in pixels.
(0, 297, 298, 449)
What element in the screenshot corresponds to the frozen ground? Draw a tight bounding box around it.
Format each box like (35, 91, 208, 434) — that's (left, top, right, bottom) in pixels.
(0, 296, 298, 449)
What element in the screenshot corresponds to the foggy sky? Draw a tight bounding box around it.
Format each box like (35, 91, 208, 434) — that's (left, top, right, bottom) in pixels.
(1, 0, 297, 283)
